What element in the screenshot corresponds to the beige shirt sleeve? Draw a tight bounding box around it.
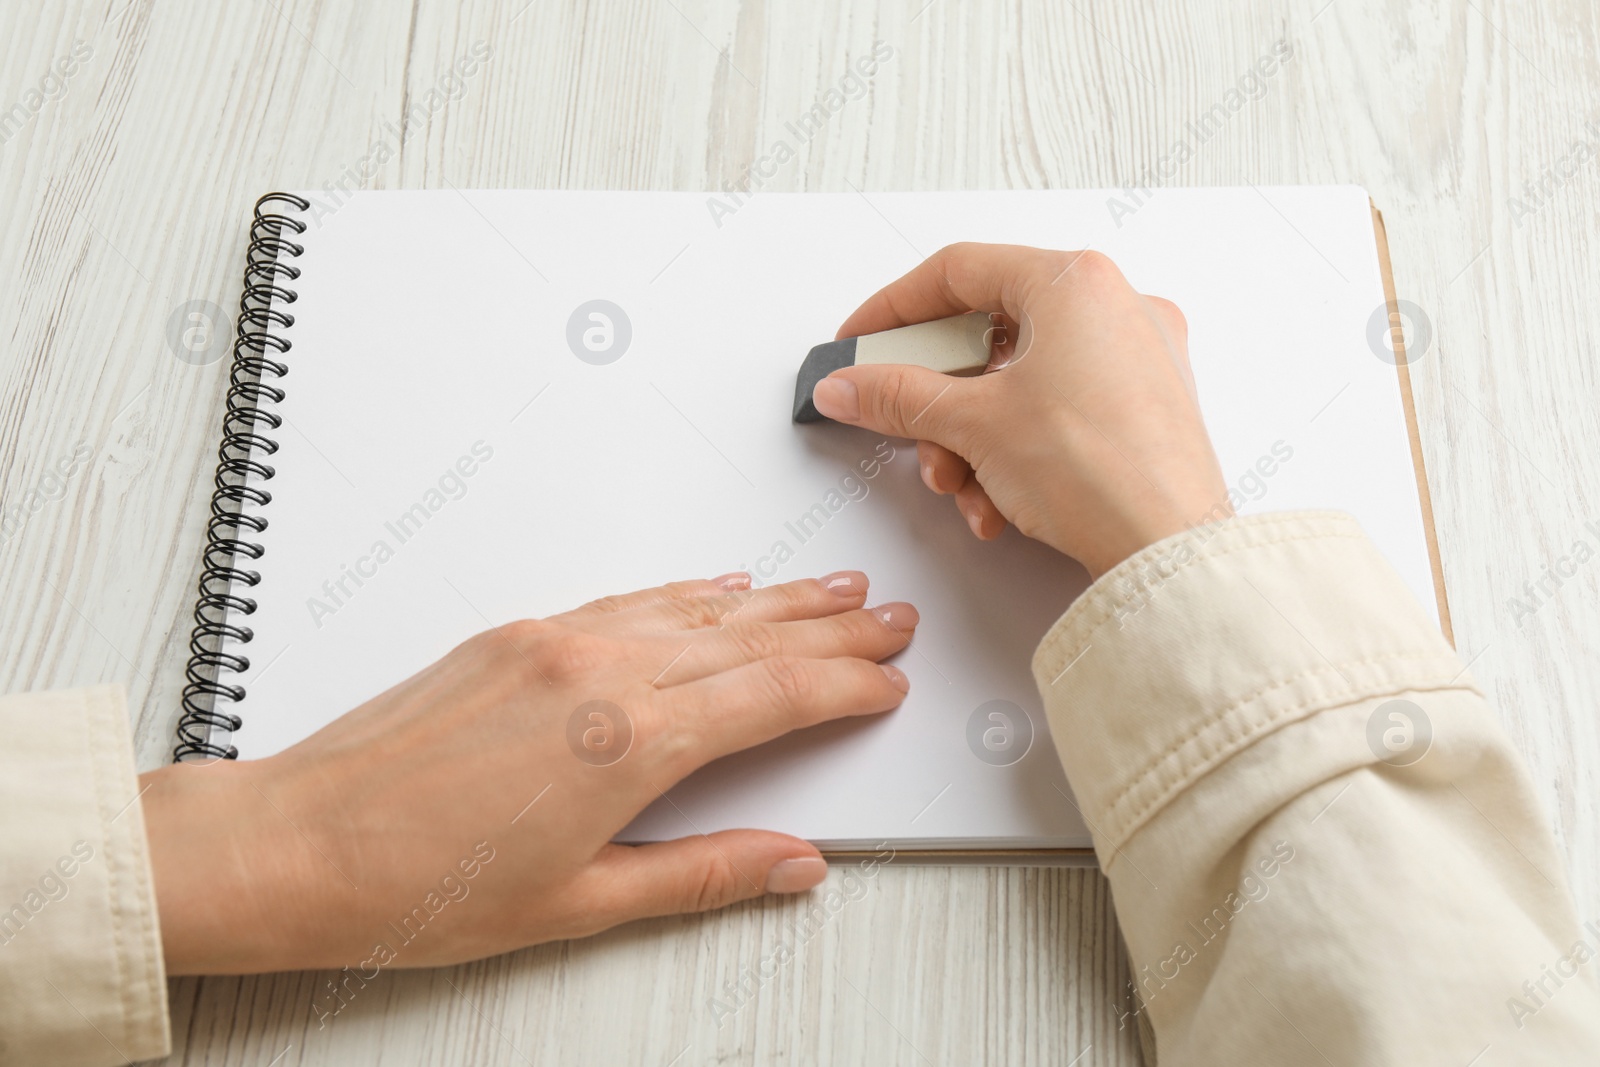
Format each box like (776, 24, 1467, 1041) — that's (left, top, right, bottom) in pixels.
(0, 685, 170, 1067)
(1034, 510, 1600, 1064)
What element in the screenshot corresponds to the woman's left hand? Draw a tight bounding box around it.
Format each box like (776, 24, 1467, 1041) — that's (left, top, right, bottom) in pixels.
(140, 570, 915, 975)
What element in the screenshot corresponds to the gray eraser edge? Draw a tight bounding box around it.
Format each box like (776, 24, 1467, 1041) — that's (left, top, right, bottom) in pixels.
(792, 337, 860, 423)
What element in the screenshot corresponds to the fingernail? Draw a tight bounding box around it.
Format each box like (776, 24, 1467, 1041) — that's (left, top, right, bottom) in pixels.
(820, 570, 867, 596)
(714, 571, 751, 591)
(921, 463, 939, 492)
(874, 602, 920, 631)
(766, 856, 828, 894)
(879, 664, 910, 692)
(966, 509, 985, 539)
(812, 377, 861, 422)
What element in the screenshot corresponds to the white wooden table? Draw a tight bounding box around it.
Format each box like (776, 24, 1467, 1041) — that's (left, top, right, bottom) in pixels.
(3, 2, 1596, 1063)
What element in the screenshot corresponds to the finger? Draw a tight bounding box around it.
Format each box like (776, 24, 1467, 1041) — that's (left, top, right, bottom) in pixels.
(954, 474, 1006, 540)
(555, 573, 753, 622)
(604, 571, 871, 635)
(811, 361, 983, 445)
(576, 833, 827, 929)
(917, 439, 970, 494)
(834, 242, 1072, 340)
(648, 603, 919, 686)
(661, 655, 909, 767)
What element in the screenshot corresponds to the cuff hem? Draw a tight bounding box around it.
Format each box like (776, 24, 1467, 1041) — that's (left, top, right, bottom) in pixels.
(1031, 511, 1462, 855)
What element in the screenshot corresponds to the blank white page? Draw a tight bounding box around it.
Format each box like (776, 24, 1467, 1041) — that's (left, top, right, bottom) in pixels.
(219, 187, 1433, 851)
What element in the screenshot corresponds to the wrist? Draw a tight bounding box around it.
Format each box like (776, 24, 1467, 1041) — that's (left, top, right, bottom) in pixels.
(141, 758, 318, 974)
(1070, 481, 1235, 581)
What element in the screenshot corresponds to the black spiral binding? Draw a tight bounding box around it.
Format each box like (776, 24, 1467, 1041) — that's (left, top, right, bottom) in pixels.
(173, 193, 310, 761)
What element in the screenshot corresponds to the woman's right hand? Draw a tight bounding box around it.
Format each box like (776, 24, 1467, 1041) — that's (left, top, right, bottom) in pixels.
(811, 243, 1231, 579)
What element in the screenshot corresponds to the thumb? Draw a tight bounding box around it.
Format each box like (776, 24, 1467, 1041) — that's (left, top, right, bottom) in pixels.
(812, 364, 975, 447)
(582, 832, 828, 924)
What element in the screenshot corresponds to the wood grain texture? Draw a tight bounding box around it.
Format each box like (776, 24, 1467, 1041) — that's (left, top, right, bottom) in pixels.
(2, 0, 1597, 1063)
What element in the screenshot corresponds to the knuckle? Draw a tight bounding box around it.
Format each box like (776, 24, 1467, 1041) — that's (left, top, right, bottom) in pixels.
(763, 656, 817, 707)
(930, 243, 972, 293)
(672, 595, 729, 629)
(689, 859, 745, 912)
(731, 623, 784, 663)
(584, 592, 633, 615)
(931, 242, 969, 270)
(530, 630, 612, 682)
(774, 577, 824, 612)
(871, 368, 913, 424)
(1065, 248, 1120, 287)
(498, 618, 553, 650)
(1150, 295, 1188, 336)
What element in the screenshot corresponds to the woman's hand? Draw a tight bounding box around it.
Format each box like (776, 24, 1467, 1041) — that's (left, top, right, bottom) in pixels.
(812, 243, 1230, 578)
(140, 571, 914, 974)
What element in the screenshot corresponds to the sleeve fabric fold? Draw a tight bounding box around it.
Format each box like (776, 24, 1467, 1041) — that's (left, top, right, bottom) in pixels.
(1034, 511, 1600, 1065)
(0, 684, 170, 1067)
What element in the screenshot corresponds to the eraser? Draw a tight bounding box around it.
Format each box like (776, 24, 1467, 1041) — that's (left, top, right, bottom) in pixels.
(792, 312, 997, 423)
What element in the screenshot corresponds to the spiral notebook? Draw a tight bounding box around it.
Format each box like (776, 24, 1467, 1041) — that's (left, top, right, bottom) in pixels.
(176, 187, 1445, 859)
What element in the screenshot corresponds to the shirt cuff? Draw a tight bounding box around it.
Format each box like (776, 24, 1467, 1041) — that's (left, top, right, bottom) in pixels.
(1031, 510, 1464, 861)
(0, 685, 170, 1067)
